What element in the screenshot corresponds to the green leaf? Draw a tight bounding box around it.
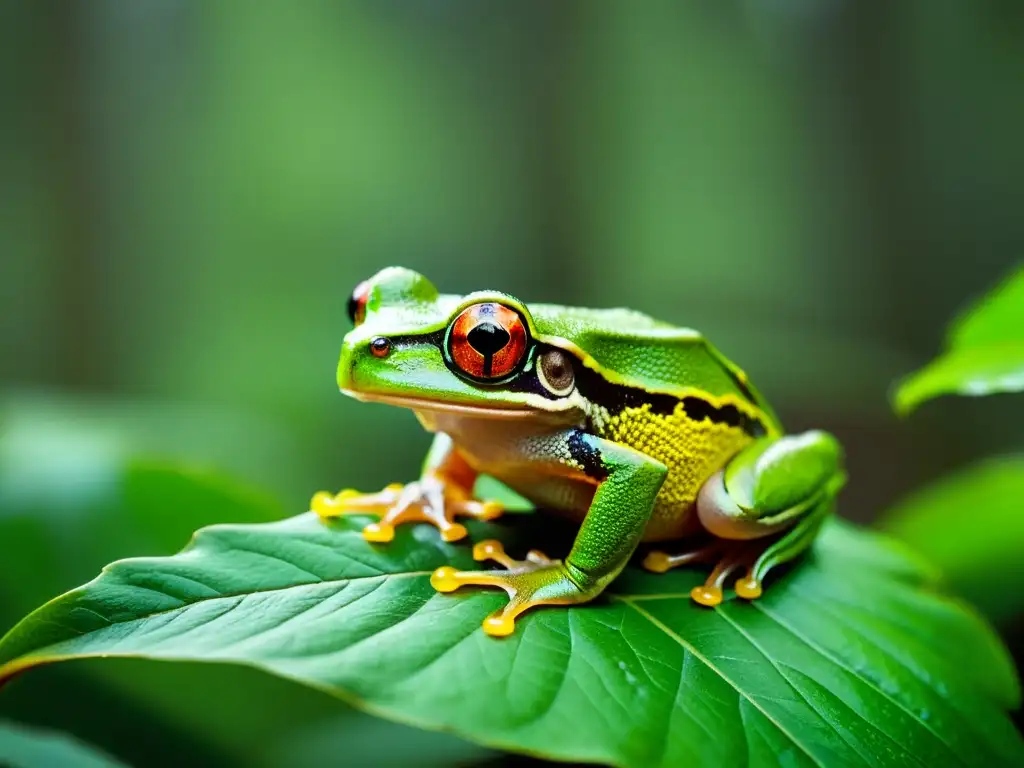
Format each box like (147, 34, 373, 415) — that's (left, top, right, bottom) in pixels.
(0, 719, 128, 768)
(894, 266, 1024, 414)
(879, 456, 1024, 621)
(0, 402, 491, 768)
(1, 514, 1021, 768)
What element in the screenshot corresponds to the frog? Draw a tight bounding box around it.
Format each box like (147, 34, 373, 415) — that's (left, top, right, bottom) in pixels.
(312, 267, 846, 637)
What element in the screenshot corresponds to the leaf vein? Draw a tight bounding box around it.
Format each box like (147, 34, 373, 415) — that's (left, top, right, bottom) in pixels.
(715, 606, 895, 768)
(612, 596, 824, 768)
(752, 601, 967, 767)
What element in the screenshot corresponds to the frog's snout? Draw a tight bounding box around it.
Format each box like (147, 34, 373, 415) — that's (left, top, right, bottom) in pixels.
(336, 337, 359, 391)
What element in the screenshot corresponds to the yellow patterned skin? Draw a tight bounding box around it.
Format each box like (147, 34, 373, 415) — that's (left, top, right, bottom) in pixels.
(591, 402, 756, 541)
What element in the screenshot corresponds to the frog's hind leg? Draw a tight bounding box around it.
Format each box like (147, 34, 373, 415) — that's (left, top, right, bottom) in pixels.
(684, 498, 833, 606)
(641, 539, 762, 606)
(644, 430, 844, 606)
(732, 499, 831, 601)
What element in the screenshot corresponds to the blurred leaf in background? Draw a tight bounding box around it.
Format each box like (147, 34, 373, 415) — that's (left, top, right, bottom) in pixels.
(0, 394, 287, 607)
(880, 457, 1024, 623)
(0, 719, 129, 768)
(882, 264, 1024, 625)
(895, 267, 1024, 415)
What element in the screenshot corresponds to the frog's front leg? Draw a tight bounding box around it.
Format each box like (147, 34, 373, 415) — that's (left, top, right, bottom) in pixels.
(312, 433, 502, 543)
(644, 430, 845, 606)
(431, 431, 667, 636)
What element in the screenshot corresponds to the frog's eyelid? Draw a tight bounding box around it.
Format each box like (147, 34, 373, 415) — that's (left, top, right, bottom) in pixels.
(348, 281, 371, 325)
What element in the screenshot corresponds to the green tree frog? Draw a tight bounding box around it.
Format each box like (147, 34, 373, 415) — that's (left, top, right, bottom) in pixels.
(313, 268, 845, 636)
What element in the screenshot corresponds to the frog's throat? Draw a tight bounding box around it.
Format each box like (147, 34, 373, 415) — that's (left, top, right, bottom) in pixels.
(341, 389, 567, 422)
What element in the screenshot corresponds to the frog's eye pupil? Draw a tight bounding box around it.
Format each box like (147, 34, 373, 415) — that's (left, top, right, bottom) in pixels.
(348, 281, 370, 326)
(448, 303, 528, 381)
(468, 323, 511, 356)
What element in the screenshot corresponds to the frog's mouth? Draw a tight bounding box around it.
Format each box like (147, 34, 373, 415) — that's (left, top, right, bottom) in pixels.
(341, 389, 574, 422)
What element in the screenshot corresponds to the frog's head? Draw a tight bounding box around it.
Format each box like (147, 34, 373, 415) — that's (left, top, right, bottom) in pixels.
(338, 267, 585, 422)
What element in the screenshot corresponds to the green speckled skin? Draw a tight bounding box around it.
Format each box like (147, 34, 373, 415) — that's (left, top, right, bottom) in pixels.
(531, 305, 781, 424)
(318, 267, 846, 634)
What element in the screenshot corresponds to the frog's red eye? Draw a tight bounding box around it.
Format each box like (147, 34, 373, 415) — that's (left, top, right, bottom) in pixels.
(347, 281, 370, 326)
(448, 303, 529, 381)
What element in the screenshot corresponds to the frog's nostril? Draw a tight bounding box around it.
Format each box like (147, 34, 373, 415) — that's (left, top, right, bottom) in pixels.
(467, 322, 510, 355)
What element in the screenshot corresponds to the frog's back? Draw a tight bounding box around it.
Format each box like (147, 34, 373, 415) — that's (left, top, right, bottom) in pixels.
(531, 303, 779, 541)
(530, 303, 778, 423)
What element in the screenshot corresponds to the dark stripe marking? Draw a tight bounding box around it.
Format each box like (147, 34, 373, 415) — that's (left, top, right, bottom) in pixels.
(680, 396, 765, 437)
(568, 430, 608, 480)
(575, 363, 766, 437)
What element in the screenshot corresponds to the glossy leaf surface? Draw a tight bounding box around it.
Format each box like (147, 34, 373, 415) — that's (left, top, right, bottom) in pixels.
(1, 511, 1021, 768)
(895, 267, 1024, 414)
(880, 456, 1024, 621)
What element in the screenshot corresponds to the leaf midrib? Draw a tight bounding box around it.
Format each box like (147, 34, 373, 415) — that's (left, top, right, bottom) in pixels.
(0, 570, 433, 678)
(611, 595, 824, 768)
(752, 602, 967, 768)
(716, 606, 907, 768)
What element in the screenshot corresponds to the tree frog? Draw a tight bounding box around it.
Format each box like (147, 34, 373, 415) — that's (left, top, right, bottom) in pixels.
(313, 267, 845, 637)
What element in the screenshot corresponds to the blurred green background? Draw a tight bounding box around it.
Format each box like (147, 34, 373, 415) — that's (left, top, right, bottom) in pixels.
(1, 1, 1022, 766)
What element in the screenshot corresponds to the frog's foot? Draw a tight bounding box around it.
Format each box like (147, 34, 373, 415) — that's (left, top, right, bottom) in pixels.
(690, 545, 760, 607)
(430, 540, 593, 637)
(643, 541, 759, 607)
(642, 542, 721, 574)
(311, 476, 503, 544)
(645, 489, 836, 607)
(729, 500, 833, 602)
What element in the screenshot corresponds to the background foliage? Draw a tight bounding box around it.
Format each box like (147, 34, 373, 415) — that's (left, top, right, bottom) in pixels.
(2, 2, 1023, 766)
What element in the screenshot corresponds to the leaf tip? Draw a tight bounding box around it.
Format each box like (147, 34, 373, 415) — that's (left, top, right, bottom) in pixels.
(890, 377, 920, 418)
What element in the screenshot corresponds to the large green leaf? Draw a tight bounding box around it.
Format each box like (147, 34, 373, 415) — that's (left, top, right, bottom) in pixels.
(879, 456, 1024, 622)
(894, 266, 1024, 414)
(0, 719, 128, 768)
(1, 513, 1021, 768)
